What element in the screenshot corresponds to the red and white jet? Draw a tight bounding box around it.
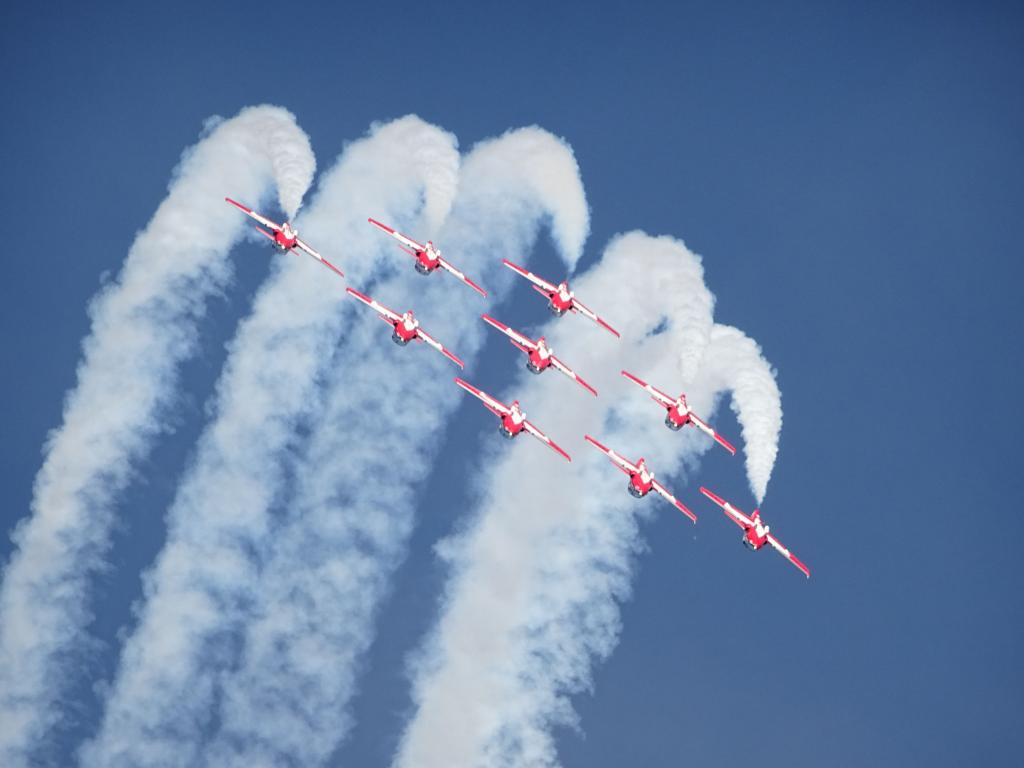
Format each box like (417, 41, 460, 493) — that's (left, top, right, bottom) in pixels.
(368, 218, 486, 297)
(455, 378, 571, 462)
(584, 435, 697, 523)
(502, 259, 619, 338)
(621, 370, 736, 455)
(699, 487, 810, 578)
(346, 288, 463, 369)
(481, 315, 597, 396)
(225, 197, 345, 278)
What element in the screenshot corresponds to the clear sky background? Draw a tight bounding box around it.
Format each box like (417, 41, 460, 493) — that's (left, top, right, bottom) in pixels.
(2, 1, 1022, 766)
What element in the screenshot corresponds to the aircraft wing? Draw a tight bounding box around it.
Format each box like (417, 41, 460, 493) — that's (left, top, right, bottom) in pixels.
(295, 236, 345, 278)
(570, 297, 620, 338)
(523, 419, 572, 462)
(767, 533, 811, 578)
(368, 217, 424, 254)
(455, 377, 510, 417)
(651, 479, 698, 523)
(550, 355, 598, 396)
(345, 287, 402, 324)
(481, 315, 537, 351)
(620, 370, 675, 407)
(584, 435, 639, 475)
(225, 197, 280, 232)
(690, 413, 737, 455)
(438, 257, 487, 297)
(502, 259, 558, 293)
(700, 486, 753, 529)
(416, 327, 465, 369)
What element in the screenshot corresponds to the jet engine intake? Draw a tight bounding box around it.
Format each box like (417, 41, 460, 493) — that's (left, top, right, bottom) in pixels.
(665, 415, 684, 431)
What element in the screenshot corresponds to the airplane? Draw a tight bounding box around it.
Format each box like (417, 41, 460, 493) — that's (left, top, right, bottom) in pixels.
(501, 259, 619, 338)
(481, 315, 597, 396)
(620, 370, 736, 455)
(225, 197, 345, 278)
(346, 288, 464, 368)
(368, 218, 487, 297)
(584, 435, 697, 523)
(699, 487, 810, 578)
(455, 378, 571, 462)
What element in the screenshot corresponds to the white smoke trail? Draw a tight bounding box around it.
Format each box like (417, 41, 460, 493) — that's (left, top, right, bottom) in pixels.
(78, 116, 460, 768)
(0, 105, 313, 765)
(690, 324, 782, 503)
(201, 126, 590, 767)
(394, 232, 775, 768)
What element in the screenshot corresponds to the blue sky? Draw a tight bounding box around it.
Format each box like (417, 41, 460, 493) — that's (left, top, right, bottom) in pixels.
(2, 1, 1022, 766)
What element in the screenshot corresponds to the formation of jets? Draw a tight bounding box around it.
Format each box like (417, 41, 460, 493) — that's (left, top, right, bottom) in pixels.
(225, 199, 811, 579)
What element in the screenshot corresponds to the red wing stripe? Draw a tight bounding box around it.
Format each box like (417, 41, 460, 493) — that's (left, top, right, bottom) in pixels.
(463, 274, 488, 298)
(367, 217, 396, 235)
(502, 259, 557, 292)
(595, 315, 621, 338)
(443, 348, 465, 369)
(714, 433, 737, 455)
(319, 255, 345, 278)
(367, 217, 424, 251)
(546, 438, 572, 462)
(419, 329, 464, 369)
(552, 356, 597, 396)
(345, 288, 396, 320)
(789, 553, 811, 579)
(525, 421, 571, 462)
(482, 315, 536, 349)
(621, 371, 673, 404)
(699, 486, 728, 508)
(455, 378, 507, 414)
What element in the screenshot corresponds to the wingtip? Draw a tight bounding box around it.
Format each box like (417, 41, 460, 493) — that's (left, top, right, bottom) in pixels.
(699, 486, 725, 506)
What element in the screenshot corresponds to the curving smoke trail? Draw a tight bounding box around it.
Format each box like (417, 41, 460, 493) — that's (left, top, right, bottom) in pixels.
(394, 232, 781, 768)
(200, 126, 590, 767)
(690, 324, 782, 503)
(0, 105, 314, 765)
(78, 116, 459, 768)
